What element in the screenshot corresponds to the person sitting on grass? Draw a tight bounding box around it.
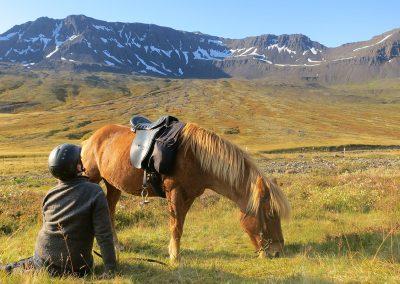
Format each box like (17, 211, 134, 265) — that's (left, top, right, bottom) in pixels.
(0, 143, 117, 277)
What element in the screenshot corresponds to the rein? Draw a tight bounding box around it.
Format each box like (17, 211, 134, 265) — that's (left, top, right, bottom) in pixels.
(93, 250, 168, 266)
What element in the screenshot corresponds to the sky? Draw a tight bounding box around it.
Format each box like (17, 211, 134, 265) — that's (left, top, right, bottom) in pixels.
(1, 0, 399, 47)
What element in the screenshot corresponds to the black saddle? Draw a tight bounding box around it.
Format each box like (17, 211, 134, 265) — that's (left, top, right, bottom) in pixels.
(130, 115, 172, 131)
(129, 115, 185, 198)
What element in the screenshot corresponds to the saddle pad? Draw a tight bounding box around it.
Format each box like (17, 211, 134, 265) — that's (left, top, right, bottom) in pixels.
(152, 121, 185, 174)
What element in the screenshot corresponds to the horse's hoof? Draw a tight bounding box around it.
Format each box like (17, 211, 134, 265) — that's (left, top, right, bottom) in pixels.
(169, 255, 181, 265)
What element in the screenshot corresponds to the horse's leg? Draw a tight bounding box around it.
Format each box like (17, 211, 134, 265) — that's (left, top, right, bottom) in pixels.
(166, 187, 195, 263)
(103, 180, 122, 251)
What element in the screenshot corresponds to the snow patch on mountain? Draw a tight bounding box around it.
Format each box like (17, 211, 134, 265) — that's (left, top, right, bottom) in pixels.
(109, 38, 124, 48)
(275, 63, 321, 67)
(85, 40, 92, 48)
(46, 46, 59, 58)
(52, 21, 63, 46)
(208, 39, 224, 46)
(93, 24, 112, 32)
(150, 46, 161, 54)
(161, 50, 172, 58)
(257, 58, 273, 64)
(24, 34, 52, 49)
(161, 62, 171, 73)
(209, 49, 230, 58)
(13, 46, 37, 55)
(183, 51, 189, 64)
(353, 34, 392, 52)
(135, 54, 166, 75)
(68, 35, 79, 41)
(332, 56, 355, 62)
(193, 47, 227, 60)
(0, 32, 18, 41)
(104, 60, 115, 66)
(267, 44, 296, 54)
(103, 50, 122, 64)
(174, 49, 180, 58)
(230, 47, 255, 57)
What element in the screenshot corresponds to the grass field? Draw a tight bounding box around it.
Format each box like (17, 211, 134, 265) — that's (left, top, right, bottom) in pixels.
(0, 71, 400, 282)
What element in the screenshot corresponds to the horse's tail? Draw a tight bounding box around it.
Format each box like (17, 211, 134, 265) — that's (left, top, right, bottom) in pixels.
(251, 175, 291, 221)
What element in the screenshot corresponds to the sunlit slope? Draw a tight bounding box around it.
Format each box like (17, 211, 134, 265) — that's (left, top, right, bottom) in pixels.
(0, 71, 399, 154)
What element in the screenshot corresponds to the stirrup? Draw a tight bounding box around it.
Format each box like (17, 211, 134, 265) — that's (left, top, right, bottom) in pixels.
(140, 171, 150, 206)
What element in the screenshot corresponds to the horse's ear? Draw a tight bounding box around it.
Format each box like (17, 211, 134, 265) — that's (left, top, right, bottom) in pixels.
(270, 177, 283, 187)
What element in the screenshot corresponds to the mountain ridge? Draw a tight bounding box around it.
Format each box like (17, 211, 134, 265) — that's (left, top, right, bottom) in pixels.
(0, 15, 399, 82)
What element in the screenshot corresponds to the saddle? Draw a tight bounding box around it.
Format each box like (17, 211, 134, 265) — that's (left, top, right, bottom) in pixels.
(129, 115, 185, 198)
(131, 115, 172, 131)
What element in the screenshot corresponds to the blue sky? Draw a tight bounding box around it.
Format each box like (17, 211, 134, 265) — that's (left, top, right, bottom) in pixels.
(1, 0, 399, 47)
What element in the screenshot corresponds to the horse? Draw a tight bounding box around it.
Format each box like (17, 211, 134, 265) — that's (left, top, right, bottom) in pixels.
(81, 122, 291, 262)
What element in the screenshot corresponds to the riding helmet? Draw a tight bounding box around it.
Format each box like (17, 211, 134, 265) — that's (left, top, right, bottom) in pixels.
(48, 144, 82, 180)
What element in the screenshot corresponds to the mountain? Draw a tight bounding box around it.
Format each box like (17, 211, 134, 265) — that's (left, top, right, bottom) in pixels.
(0, 15, 399, 82)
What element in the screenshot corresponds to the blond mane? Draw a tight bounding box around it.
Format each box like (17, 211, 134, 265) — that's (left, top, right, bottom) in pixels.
(180, 123, 290, 219)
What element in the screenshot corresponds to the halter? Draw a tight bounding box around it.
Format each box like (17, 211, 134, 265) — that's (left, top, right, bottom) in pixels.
(255, 196, 273, 255)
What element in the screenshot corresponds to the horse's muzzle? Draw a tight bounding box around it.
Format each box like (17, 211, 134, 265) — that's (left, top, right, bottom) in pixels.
(259, 242, 283, 258)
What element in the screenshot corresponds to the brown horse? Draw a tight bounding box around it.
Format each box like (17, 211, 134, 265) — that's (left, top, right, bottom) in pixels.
(81, 122, 290, 262)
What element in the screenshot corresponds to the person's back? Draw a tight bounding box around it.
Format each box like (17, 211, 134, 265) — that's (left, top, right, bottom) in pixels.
(1, 143, 116, 277)
(35, 176, 116, 276)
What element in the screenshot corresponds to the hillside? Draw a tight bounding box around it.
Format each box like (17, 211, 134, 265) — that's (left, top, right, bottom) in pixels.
(0, 70, 399, 156)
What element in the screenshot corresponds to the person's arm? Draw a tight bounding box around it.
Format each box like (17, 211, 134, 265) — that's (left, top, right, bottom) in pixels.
(92, 190, 117, 273)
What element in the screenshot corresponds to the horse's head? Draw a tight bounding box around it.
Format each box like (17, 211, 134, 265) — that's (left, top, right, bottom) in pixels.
(259, 177, 290, 258)
(241, 203, 284, 258)
(242, 176, 290, 258)
(259, 204, 285, 258)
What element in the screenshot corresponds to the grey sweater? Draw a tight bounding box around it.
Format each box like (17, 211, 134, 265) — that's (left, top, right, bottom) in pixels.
(34, 177, 116, 273)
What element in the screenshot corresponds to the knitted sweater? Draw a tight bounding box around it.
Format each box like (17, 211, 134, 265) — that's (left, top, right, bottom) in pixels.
(34, 177, 116, 273)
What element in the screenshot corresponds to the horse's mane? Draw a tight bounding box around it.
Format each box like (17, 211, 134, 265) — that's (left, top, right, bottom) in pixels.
(180, 123, 290, 219)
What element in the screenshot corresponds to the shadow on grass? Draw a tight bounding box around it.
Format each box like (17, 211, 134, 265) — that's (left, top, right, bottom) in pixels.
(121, 238, 245, 260)
(121, 228, 400, 265)
(114, 262, 334, 283)
(285, 230, 400, 262)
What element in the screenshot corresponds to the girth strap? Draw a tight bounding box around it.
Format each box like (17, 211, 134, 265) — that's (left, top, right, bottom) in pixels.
(142, 170, 166, 198)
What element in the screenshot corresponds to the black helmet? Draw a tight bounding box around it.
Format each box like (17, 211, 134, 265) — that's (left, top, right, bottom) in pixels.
(48, 144, 82, 180)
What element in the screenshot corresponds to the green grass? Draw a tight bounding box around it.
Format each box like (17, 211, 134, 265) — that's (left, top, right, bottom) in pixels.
(0, 151, 399, 283)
